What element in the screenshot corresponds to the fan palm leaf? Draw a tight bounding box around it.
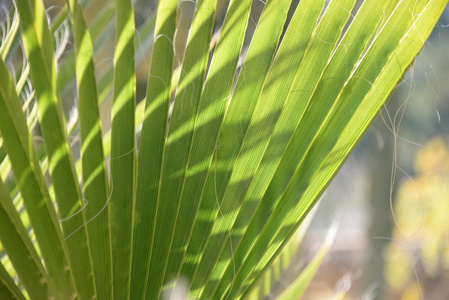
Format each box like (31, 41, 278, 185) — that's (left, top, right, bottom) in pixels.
(0, 0, 446, 299)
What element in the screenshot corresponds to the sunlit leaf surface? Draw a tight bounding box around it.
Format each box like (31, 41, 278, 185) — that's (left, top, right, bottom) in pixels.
(0, 0, 446, 298)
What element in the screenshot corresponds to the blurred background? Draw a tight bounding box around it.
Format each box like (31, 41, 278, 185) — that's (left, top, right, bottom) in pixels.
(1, 0, 449, 299)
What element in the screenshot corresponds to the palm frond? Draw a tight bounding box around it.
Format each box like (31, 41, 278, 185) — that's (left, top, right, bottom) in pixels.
(0, 0, 446, 299)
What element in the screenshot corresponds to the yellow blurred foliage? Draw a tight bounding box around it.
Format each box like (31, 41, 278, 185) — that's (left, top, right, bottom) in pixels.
(385, 137, 449, 296)
(401, 284, 422, 300)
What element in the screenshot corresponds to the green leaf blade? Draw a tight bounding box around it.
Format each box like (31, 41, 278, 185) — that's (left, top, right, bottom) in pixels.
(160, 0, 218, 287)
(0, 179, 48, 299)
(65, 0, 112, 298)
(16, 0, 96, 297)
(130, 0, 177, 298)
(276, 225, 336, 300)
(109, 0, 136, 298)
(0, 55, 74, 299)
(0, 262, 26, 300)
